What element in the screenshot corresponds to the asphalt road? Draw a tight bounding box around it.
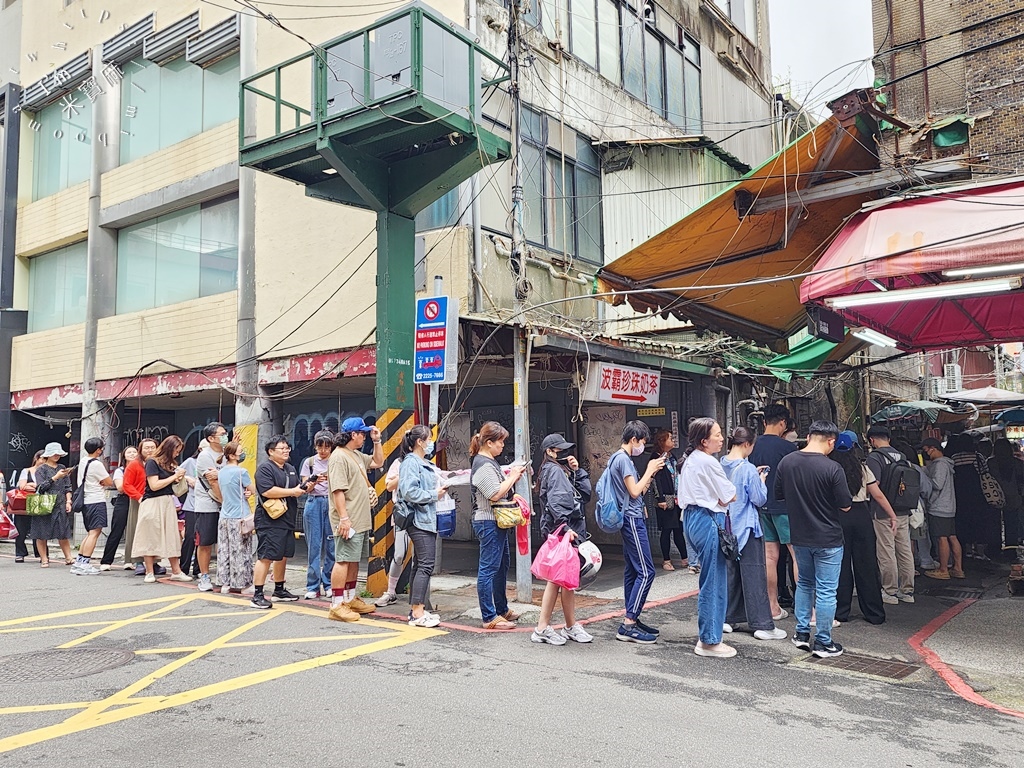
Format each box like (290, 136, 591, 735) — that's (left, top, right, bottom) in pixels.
(1, 562, 1022, 767)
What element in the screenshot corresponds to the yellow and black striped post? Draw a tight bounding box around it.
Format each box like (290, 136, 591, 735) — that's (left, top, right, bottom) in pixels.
(367, 408, 415, 596)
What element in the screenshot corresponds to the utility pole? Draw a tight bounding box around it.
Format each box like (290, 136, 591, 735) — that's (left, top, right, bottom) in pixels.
(508, 3, 532, 603)
(995, 344, 1004, 390)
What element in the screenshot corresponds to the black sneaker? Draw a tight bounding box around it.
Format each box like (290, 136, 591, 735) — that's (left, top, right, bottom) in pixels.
(636, 619, 660, 635)
(272, 588, 300, 602)
(249, 594, 273, 610)
(154, 564, 167, 576)
(812, 640, 844, 658)
(792, 632, 811, 651)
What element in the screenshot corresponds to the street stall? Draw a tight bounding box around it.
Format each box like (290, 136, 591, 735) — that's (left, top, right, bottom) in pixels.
(869, 400, 965, 445)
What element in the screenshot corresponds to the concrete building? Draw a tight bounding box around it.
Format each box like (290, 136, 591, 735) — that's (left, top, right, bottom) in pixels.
(0, 0, 776, 497)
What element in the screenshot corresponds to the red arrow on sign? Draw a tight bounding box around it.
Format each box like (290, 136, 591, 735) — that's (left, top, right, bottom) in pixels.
(610, 393, 646, 403)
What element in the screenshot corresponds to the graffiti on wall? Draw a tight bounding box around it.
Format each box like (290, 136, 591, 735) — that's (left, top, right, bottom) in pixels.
(8, 433, 31, 454)
(284, 409, 375, 465)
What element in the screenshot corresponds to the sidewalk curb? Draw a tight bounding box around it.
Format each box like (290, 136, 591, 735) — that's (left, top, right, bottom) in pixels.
(908, 598, 1024, 721)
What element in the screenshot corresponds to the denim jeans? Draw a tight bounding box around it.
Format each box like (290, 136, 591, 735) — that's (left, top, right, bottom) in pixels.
(682, 512, 701, 569)
(684, 506, 727, 645)
(303, 495, 335, 592)
(473, 519, 510, 623)
(620, 515, 656, 621)
(794, 545, 844, 647)
(408, 526, 437, 606)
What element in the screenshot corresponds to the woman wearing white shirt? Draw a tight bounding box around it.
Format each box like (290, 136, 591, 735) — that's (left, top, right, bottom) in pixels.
(678, 418, 738, 658)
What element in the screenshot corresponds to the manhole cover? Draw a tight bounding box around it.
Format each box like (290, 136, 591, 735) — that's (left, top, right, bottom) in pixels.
(806, 651, 920, 680)
(0, 648, 135, 684)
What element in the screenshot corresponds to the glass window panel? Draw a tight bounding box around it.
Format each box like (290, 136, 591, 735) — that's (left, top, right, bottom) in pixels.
(575, 167, 602, 264)
(202, 54, 240, 131)
(744, 0, 757, 40)
(597, 0, 620, 84)
(644, 29, 664, 115)
(199, 196, 239, 297)
(575, 134, 599, 170)
(120, 59, 161, 163)
(27, 242, 87, 331)
(64, 241, 88, 325)
(522, 0, 539, 27)
(32, 104, 63, 200)
(545, 153, 571, 254)
(415, 187, 459, 231)
(521, 107, 544, 145)
(540, 0, 556, 40)
(570, 0, 598, 69)
(479, 162, 511, 234)
(521, 143, 544, 245)
(31, 96, 93, 200)
(65, 96, 92, 188)
(684, 33, 700, 65)
(117, 219, 158, 313)
(159, 57, 203, 148)
(154, 206, 201, 307)
(665, 45, 685, 128)
(621, 8, 644, 100)
(684, 60, 702, 133)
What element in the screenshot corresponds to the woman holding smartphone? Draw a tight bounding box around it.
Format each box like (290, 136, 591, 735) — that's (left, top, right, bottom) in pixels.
(31, 443, 76, 567)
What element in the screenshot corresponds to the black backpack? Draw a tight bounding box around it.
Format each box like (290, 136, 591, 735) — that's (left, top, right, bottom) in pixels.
(875, 450, 921, 512)
(70, 459, 98, 514)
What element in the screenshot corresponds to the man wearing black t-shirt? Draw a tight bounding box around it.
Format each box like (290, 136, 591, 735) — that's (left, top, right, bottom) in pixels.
(749, 403, 798, 621)
(775, 420, 852, 658)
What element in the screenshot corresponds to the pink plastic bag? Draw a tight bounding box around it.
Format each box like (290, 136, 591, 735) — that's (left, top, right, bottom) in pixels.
(530, 524, 580, 590)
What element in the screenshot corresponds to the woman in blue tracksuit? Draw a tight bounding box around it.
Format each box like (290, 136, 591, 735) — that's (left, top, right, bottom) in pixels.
(720, 427, 786, 641)
(531, 433, 594, 646)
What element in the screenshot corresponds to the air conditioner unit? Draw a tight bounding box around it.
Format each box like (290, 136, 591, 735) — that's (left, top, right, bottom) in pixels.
(931, 378, 948, 398)
(944, 363, 963, 392)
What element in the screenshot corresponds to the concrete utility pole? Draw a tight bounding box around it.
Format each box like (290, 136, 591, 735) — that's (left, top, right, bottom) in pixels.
(508, 3, 532, 603)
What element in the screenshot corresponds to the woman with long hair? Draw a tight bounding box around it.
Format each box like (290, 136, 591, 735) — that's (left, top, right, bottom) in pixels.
(398, 425, 446, 628)
(12, 449, 44, 563)
(650, 429, 688, 570)
(531, 433, 593, 646)
(122, 438, 160, 576)
(829, 432, 888, 625)
(99, 445, 138, 570)
(949, 433, 996, 560)
(216, 441, 256, 594)
(990, 438, 1023, 551)
(470, 421, 526, 630)
(30, 443, 75, 568)
(720, 427, 785, 640)
(678, 418, 738, 658)
(134, 435, 193, 583)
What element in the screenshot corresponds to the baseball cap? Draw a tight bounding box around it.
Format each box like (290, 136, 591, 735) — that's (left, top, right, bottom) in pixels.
(341, 416, 373, 433)
(866, 425, 891, 439)
(541, 433, 574, 452)
(835, 431, 859, 452)
(41, 442, 68, 458)
(921, 437, 944, 450)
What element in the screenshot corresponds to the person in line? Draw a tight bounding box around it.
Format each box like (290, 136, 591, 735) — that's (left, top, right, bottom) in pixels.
(133, 436, 192, 583)
(216, 441, 256, 594)
(531, 433, 594, 645)
(376, 454, 412, 608)
(299, 430, 335, 600)
(650, 429, 687, 570)
(991, 438, 1024, 554)
(100, 446, 137, 570)
(178, 441, 204, 579)
(250, 436, 310, 609)
(123, 438, 161, 576)
(775, 420, 853, 658)
(892, 438, 937, 573)
(327, 418, 384, 621)
(605, 421, 664, 644)
(192, 423, 228, 593)
(720, 427, 786, 641)
(471, 421, 527, 631)
(398, 425, 446, 628)
(922, 438, 964, 579)
(749, 404, 799, 621)
(865, 426, 916, 605)
(679, 419, 737, 657)
(830, 431, 890, 625)
(950, 434, 999, 561)
(72, 437, 114, 576)
(31, 443, 75, 568)
(12, 450, 44, 563)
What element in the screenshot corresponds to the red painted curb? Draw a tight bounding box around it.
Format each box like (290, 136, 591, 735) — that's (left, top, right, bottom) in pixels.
(907, 598, 1024, 720)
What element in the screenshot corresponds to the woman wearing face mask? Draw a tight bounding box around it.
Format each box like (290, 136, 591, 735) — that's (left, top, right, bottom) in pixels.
(100, 445, 138, 570)
(216, 441, 256, 594)
(531, 433, 594, 645)
(678, 418, 738, 658)
(397, 425, 446, 627)
(300, 430, 335, 600)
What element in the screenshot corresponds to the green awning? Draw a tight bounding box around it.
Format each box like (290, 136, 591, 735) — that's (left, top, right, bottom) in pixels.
(764, 335, 838, 381)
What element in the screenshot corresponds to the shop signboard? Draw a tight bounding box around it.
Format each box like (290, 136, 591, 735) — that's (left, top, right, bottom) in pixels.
(582, 362, 661, 406)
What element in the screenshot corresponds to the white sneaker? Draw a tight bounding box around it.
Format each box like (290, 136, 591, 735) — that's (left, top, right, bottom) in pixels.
(375, 592, 398, 607)
(881, 593, 899, 605)
(221, 586, 232, 594)
(99, 564, 112, 572)
(897, 592, 915, 604)
(561, 624, 594, 643)
(723, 623, 734, 633)
(305, 590, 320, 600)
(122, 562, 136, 571)
(143, 573, 156, 583)
(754, 627, 787, 640)
(197, 574, 213, 592)
(167, 572, 193, 583)
(531, 626, 567, 645)
(772, 609, 790, 620)
(408, 612, 441, 628)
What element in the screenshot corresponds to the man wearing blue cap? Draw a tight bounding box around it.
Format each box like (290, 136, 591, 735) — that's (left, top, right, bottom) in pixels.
(327, 417, 384, 622)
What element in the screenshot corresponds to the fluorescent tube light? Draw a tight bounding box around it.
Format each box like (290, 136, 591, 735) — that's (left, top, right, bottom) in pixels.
(942, 262, 1024, 278)
(851, 328, 898, 348)
(826, 277, 1022, 309)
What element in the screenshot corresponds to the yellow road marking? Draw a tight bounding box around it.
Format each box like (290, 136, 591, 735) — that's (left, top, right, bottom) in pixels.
(0, 595, 192, 629)
(0, 611, 250, 634)
(133, 633, 400, 654)
(58, 597, 196, 649)
(0, 703, 95, 715)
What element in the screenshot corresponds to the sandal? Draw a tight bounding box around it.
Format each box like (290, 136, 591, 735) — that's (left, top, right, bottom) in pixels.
(64, 559, 75, 566)
(482, 617, 516, 630)
(40, 561, 50, 568)
(501, 610, 521, 622)
(663, 561, 675, 571)
(688, 565, 700, 575)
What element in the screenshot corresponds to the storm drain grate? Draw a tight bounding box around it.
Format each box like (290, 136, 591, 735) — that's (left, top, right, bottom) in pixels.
(0, 648, 135, 684)
(927, 587, 985, 601)
(806, 651, 920, 680)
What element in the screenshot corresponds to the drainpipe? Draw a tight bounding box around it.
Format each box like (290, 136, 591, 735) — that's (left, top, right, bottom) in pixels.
(469, 0, 484, 313)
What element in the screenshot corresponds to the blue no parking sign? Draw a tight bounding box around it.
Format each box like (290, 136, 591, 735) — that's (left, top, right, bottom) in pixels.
(414, 295, 458, 384)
